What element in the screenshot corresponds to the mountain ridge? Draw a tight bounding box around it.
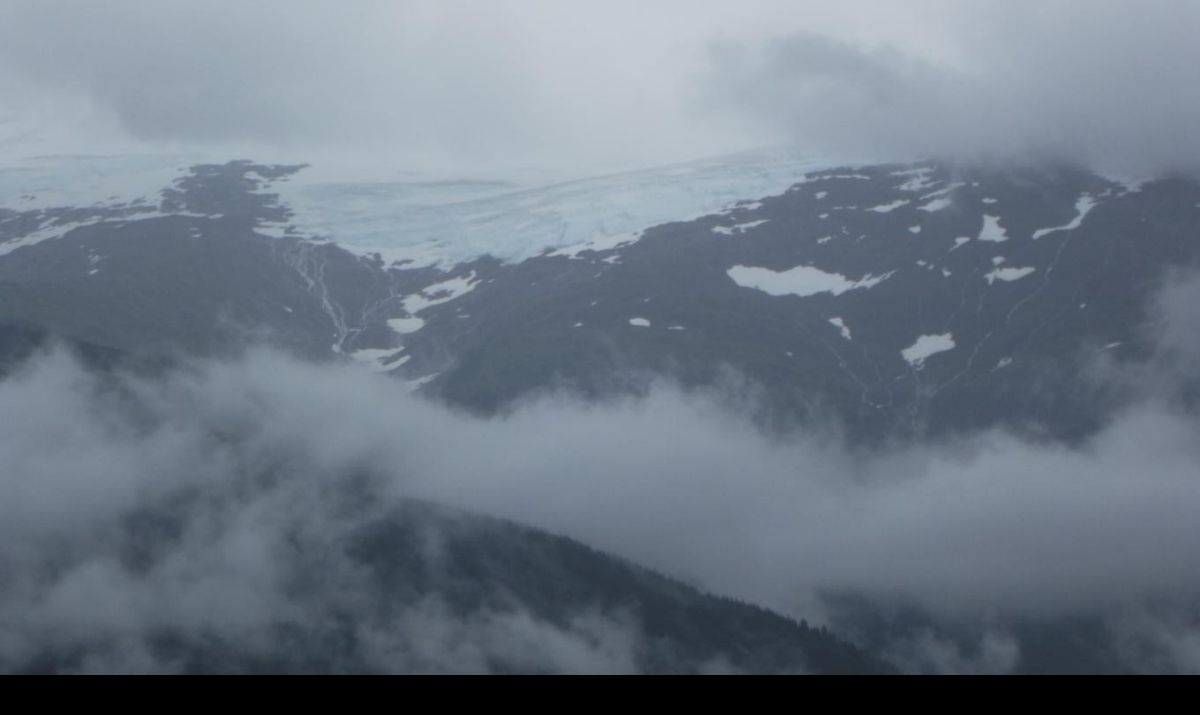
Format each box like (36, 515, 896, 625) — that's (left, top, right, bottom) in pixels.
(3, 156, 1198, 445)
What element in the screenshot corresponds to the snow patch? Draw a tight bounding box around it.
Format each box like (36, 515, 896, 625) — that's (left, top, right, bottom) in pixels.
(349, 348, 409, 373)
(1032, 195, 1096, 239)
(406, 373, 440, 391)
(919, 183, 964, 200)
(828, 317, 852, 340)
(712, 219, 769, 236)
(978, 215, 1009, 242)
(985, 266, 1037, 285)
(0, 205, 235, 259)
(867, 199, 908, 213)
(891, 168, 939, 192)
(387, 316, 426, 334)
(254, 222, 299, 239)
(727, 264, 892, 298)
(1107, 176, 1149, 194)
(900, 178, 936, 193)
(901, 333, 956, 368)
(401, 272, 479, 314)
(918, 197, 953, 212)
(0, 217, 108, 257)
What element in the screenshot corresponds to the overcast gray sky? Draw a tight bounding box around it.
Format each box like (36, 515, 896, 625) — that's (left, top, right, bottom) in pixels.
(1, 1, 1198, 176)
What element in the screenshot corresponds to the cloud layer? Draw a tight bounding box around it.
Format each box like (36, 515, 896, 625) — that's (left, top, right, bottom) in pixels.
(0, 0, 751, 172)
(2, 277, 1199, 672)
(0, 350, 654, 673)
(2, 1, 1197, 175)
(701, 1, 1200, 175)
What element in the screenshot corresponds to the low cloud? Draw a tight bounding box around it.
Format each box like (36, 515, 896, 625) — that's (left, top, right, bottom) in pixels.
(3, 269, 1200, 673)
(0, 350, 651, 673)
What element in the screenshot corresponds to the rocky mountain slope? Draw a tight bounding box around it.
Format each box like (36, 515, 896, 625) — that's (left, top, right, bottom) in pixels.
(4, 156, 1196, 444)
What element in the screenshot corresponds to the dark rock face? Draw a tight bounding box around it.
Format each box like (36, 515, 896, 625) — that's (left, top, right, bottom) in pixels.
(0, 162, 335, 358)
(387, 163, 1200, 445)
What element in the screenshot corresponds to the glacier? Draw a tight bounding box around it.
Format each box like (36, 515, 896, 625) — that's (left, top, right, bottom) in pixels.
(2, 146, 841, 270)
(268, 148, 839, 268)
